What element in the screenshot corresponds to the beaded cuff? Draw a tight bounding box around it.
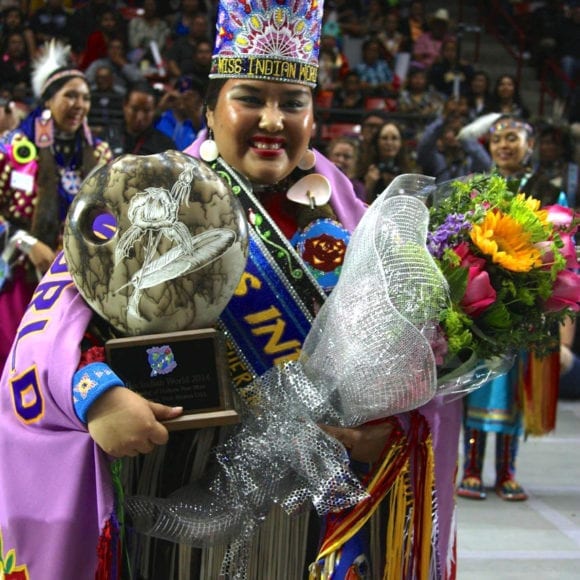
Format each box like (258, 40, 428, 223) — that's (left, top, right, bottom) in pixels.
(72, 361, 124, 424)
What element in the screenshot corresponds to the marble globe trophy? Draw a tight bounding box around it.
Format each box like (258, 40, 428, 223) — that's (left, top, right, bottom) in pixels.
(64, 151, 249, 430)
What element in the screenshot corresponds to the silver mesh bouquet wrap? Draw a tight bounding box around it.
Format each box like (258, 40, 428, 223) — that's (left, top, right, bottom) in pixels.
(436, 351, 516, 396)
(298, 174, 450, 425)
(126, 174, 450, 578)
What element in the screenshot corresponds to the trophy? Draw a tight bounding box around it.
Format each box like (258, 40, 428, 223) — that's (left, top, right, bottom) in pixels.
(63, 151, 249, 430)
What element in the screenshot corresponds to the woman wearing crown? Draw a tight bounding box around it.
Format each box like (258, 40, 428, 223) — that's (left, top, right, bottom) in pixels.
(0, 2, 461, 579)
(165, 1, 461, 577)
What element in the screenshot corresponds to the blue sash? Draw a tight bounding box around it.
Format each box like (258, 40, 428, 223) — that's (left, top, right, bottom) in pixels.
(220, 233, 317, 378)
(211, 159, 329, 395)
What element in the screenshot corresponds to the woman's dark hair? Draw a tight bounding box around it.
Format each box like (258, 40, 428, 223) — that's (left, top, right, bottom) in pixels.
(493, 74, 520, 97)
(491, 73, 530, 118)
(1, 29, 28, 56)
(361, 110, 389, 125)
(1, 6, 24, 27)
(204, 78, 228, 114)
(97, 7, 126, 40)
(41, 67, 89, 102)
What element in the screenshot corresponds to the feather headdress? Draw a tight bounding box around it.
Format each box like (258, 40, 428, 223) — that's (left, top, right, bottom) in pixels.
(31, 40, 84, 101)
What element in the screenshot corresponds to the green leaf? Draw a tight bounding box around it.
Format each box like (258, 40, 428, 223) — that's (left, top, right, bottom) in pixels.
(442, 264, 468, 303)
(480, 302, 512, 329)
(5, 550, 14, 573)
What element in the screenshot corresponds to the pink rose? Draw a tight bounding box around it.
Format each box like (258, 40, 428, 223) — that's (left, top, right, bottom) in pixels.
(544, 204, 576, 230)
(454, 242, 486, 270)
(535, 233, 579, 270)
(544, 269, 580, 312)
(461, 266, 497, 317)
(535, 240, 555, 265)
(559, 232, 579, 269)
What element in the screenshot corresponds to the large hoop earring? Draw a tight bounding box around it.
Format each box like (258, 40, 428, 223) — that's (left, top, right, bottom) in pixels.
(297, 148, 316, 171)
(200, 130, 219, 163)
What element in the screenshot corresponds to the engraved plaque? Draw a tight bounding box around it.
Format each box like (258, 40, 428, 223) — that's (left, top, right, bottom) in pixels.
(105, 328, 239, 431)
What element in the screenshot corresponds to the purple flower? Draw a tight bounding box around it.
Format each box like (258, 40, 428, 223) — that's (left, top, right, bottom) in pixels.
(428, 213, 472, 258)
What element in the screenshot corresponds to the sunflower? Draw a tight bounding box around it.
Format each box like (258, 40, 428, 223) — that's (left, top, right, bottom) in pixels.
(512, 193, 550, 232)
(515, 193, 544, 215)
(470, 209, 543, 272)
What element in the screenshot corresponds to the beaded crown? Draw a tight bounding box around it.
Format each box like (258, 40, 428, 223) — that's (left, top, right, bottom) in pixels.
(210, 0, 323, 88)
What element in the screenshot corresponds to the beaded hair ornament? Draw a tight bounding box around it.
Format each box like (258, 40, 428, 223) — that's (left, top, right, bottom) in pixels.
(210, 0, 323, 87)
(489, 117, 533, 137)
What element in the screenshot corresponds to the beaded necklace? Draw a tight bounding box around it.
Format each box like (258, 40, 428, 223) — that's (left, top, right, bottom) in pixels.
(52, 132, 83, 219)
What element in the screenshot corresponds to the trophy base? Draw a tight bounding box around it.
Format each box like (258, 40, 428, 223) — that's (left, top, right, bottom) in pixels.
(163, 408, 240, 431)
(105, 328, 240, 431)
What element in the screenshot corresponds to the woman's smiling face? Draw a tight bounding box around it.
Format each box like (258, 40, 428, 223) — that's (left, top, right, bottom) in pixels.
(378, 123, 402, 159)
(47, 77, 91, 134)
(489, 125, 530, 175)
(206, 79, 314, 186)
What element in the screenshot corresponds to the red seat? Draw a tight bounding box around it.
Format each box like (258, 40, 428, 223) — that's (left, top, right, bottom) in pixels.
(319, 123, 361, 141)
(364, 97, 398, 112)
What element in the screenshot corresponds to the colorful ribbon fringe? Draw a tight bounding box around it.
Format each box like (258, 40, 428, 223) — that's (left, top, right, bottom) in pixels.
(311, 412, 438, 579)
(521, 349, 560, 436)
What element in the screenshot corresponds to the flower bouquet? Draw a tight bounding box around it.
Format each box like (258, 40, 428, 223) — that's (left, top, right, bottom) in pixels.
(427, 173, 580, 394)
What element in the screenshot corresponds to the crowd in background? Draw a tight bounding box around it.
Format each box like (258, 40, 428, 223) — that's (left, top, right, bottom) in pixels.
(0, 0, 578, 207)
